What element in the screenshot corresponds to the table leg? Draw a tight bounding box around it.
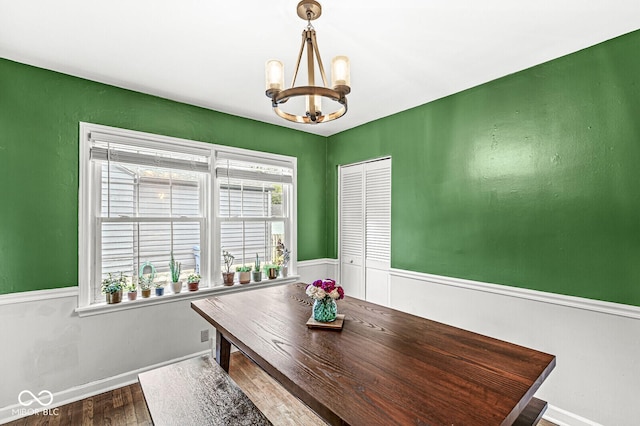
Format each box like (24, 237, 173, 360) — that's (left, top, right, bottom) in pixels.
(215, 330, 231, 372)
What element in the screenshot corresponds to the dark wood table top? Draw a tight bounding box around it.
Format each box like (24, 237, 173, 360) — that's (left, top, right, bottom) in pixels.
(192, 282, 555, 426)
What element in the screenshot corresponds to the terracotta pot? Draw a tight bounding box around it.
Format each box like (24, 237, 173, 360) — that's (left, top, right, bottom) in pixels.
(222, 272, 235, 286)
(239, 271, 251, 284)
(141, 288, 151, 298)
(188, 281, 200, 291)
(170, 281, 182, 294)
(105, 290, 123, 304)
(127, 291, 138, 301)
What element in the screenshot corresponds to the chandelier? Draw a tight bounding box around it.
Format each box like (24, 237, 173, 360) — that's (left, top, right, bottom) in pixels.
(265, 0, 351, 124)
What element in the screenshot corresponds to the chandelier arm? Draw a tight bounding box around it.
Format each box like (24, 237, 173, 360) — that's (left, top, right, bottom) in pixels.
(306, 30, 317, 118)
(291, 31, 308, 88)
(310, 31, 330, 88)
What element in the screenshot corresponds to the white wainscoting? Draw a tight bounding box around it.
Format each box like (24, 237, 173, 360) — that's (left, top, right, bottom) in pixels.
(1, 261, 637, 425)
(0, 289, 216, 424)
(297, 258, 339, 284)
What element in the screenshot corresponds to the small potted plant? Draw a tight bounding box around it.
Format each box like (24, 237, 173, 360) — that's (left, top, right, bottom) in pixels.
(222, 250, 235, 286)
(126, 281, 138, 301)
(102, 272, 126, 304)
(155, 281, 165, 296)
(252, 254, 262, 282)
(169, 253, 182, 294)
(138, 261, 156, 298)
(187, 273, 201, 291)
(236, 265, 252, 284)
(264, 264, 279, 280)
(276, 240, 291, 278)
(140, 280, 152, 298)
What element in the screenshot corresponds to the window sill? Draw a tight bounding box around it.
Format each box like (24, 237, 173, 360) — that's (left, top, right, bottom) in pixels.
(75, 276, 300, 317)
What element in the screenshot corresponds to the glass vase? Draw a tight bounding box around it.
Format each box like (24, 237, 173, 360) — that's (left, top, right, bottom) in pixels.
(313, 297, 337, 322)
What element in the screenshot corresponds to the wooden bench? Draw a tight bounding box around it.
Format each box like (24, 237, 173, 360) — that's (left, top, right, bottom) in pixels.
(138, 355, 272, 426)
(513, 397, 548, 426)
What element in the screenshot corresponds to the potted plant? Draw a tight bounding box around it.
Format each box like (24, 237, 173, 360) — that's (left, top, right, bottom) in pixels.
(138, 261, 156, 298)
(187, 273, 201, 291)
(169, 253, 182, 294)
(264, 264, 279, 280)
(102, 272, 126, 304)
(276, 240, 291, 278)
(222, 250, 235, 286)
(126, 281, 138, 301)
(252, 254, 262, 282)
(155, 281, 165, 296)
(237, 265, 251, 284)
(140, 280, 152, 298)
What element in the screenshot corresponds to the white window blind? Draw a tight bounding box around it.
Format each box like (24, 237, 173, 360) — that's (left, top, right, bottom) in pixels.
(90, 134, 209, 302)
(215, 152, 292, 270)
(89, 131, 210, 173)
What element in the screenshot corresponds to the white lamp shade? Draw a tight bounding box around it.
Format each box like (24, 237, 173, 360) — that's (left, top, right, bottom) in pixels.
(265, 60, 284, 91)
(331, 56, 350, 89)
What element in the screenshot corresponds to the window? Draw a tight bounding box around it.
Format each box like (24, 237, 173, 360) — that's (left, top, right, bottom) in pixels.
(215, 151, 294, 270)
(78, 123, 297, 309)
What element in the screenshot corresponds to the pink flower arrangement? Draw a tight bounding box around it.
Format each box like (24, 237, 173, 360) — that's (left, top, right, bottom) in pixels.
(306, 279, 345, 301)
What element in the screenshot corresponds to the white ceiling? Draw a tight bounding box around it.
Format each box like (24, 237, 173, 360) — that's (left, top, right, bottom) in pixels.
(1, 1, 639, 137)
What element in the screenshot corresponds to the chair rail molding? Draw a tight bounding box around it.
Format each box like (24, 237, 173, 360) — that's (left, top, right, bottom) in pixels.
(390, 268, 640, 320)
(0, 287, 78, 306)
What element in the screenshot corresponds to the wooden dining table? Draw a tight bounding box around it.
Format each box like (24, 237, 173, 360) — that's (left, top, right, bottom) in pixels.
(191, 282, 555, 426)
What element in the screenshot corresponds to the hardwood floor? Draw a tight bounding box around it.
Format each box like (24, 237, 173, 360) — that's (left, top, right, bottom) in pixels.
(6, 382, 152, 426)
(9, 352, 556, 425)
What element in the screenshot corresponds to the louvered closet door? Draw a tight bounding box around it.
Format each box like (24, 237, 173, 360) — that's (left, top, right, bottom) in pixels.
(339, 164, 365, 299)
(364, 159, 391, 305)
(339, 158, 391, 304)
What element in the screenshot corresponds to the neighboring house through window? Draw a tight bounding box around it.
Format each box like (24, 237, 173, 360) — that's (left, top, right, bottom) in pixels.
(215, 151, 293, 269)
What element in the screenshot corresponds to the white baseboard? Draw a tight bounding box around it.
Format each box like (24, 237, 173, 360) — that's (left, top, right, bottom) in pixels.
(0, 349, 210, 425)
(545, 404, 604, 426)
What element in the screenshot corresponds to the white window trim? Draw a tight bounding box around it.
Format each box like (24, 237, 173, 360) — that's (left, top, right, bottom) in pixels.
(77, 122, 298, 313)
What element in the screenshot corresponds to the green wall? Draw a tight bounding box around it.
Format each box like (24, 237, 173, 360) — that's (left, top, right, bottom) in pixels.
(327, 30, 640, 306)
(0, 59, 327, 294)
(2, 29, 640, 306)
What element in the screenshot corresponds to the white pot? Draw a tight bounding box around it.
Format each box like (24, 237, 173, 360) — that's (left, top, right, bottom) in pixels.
(171, 281, 183, 294)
